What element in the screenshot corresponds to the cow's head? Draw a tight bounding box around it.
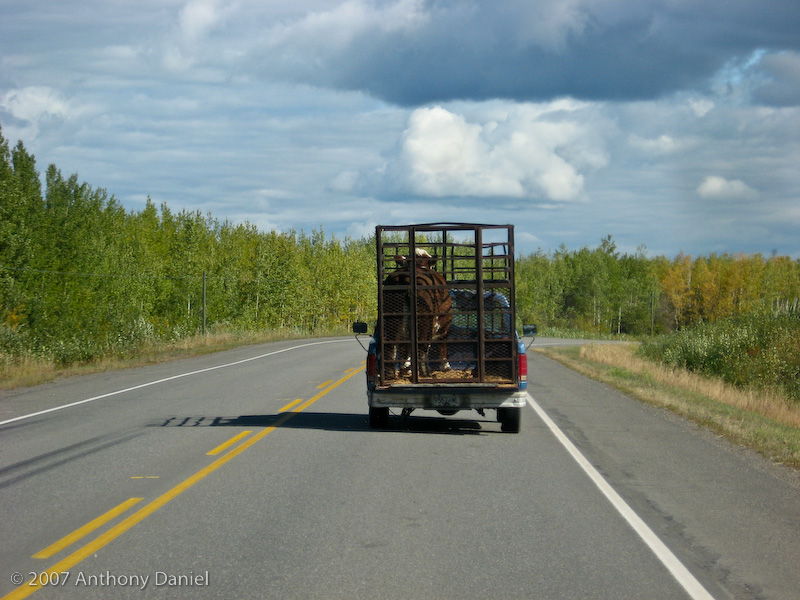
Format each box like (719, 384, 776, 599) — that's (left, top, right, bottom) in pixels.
(393, 255, 409, 270)
(393, 248, 437, 271)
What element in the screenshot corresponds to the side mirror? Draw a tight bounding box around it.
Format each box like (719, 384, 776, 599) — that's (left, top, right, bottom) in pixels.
(353, 321, 369, 335)
(522, 324, 537, 350)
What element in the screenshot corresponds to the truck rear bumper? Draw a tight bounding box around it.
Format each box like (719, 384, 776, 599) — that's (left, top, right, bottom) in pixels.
(368, 387, 527, 410)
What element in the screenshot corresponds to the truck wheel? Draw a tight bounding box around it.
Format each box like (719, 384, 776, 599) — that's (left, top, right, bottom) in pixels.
(369, 407, 389, 429)
(498, 407, 521, 433)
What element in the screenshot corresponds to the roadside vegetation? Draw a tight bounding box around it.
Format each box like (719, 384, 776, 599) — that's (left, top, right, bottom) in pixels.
(638, 311, 800, 403)
(2, 118, 800, 468)
(0, 327, 347, 390)
(537, 338, 800, 468)
(1, 125, 374, 381)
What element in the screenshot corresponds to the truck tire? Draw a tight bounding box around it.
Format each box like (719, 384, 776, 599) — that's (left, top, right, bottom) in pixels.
(498, 407, 521, 433)
(369, 407, 389, 429)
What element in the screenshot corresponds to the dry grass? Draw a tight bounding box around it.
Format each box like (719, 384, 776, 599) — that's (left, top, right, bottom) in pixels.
(0, 328, 328, 391)
(581, 344, 800, 428)
(536, 343, 800, 468)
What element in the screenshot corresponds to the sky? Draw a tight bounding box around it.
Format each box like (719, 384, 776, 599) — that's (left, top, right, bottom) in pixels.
(1, 0, 799, 258)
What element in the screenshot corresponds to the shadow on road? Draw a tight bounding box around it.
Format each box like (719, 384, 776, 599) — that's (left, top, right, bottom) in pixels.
(149, 411, 501, 435)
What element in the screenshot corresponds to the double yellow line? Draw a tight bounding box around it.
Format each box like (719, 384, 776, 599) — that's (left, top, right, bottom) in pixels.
(4, 365, 364, 600)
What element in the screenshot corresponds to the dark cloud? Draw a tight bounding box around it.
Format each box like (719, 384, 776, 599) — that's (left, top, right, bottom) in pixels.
(264, 0, 800, 106)
(751, 51, 800, 106)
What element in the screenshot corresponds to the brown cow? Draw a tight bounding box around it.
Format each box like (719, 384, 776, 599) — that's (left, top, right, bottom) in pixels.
(381, 249, 452, 379)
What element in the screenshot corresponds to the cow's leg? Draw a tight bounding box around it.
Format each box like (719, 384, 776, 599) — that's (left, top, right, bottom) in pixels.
(393, 343, 403, 378)
(384, 319, 403, 380)
(389, 340, 412, 379)
(440, 340, 451, 372)
(385, 341, 397, 379)
(417, 343, 431, 377)
(399, 341, 411, 377)
(416, 301, 433, 377)
(430, 310, 451, 372)
(399, 303, 411, 377)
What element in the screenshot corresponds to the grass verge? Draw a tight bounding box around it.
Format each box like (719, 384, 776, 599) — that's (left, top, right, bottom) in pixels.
(535, 343, 800, 469)
(0, 327, 349, 391)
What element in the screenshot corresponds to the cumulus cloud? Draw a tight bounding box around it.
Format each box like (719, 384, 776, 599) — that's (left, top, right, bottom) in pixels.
(262, 0, 428, 78)
(378, 102, 607, 202)
(0, 86, 77, 139)
(1, 86, 69, 123)
(162, 0, 233, 72)
(273, 0, 428, 43)
(629, 134, 682, 155)
(180, 0, 224, 42)
(697, 176, 758, 200)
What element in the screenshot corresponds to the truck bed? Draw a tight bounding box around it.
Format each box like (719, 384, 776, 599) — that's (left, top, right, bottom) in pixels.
(361, 223, 527, 432)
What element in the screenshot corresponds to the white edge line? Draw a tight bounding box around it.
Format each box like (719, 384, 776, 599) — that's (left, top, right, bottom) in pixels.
(0, 339, 350, 428)
(526, 393, 716, 600)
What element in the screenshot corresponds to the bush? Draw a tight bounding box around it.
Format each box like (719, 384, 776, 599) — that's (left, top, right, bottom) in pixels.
(0, 323, 29, 356)
(639, 311, 800, 403)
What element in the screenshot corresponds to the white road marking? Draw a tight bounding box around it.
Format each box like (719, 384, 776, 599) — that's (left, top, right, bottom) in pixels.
(0, 339, 350, 427)
(526, 393, 716, 600)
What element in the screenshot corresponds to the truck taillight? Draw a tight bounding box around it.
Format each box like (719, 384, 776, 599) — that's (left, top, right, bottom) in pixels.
(367, 352, 376, 378)
(518, 350, 528, 390)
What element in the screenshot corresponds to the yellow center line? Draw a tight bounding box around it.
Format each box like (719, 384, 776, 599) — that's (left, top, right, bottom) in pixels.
(293, 371, 361, 412)
(32, 497, 143, 560)
(3, 365, 365, 600)
(279, 398, 304, 412)
(293, 398, 318, 412)
(206, 430, 253, 456)
(316, 379, 333, 389)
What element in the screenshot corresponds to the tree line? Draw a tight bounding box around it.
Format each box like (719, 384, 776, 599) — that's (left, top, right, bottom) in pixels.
(0, 126, 375, 364)
(516, 236, 800, 336)
(2, 124, 799, 365)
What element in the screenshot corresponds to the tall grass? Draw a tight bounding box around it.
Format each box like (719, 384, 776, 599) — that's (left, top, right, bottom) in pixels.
(540, 343, 800, 466)
(639, 311, 800, 403)
(534, 325, 633, 341)
(0, 324, 351, 390)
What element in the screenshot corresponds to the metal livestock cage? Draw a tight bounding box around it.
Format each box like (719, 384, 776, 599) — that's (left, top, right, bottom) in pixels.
(376, 223, 517, 386)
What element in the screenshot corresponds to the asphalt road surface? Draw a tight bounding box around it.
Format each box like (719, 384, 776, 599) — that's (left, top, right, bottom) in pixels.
(1, 336, 799, 599)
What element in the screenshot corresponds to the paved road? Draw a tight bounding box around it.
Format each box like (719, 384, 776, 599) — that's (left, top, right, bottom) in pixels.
(1, 337, 798, 599)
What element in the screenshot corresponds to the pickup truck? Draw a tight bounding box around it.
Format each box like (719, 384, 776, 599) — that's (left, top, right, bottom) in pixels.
(353, 223, 534, 433)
